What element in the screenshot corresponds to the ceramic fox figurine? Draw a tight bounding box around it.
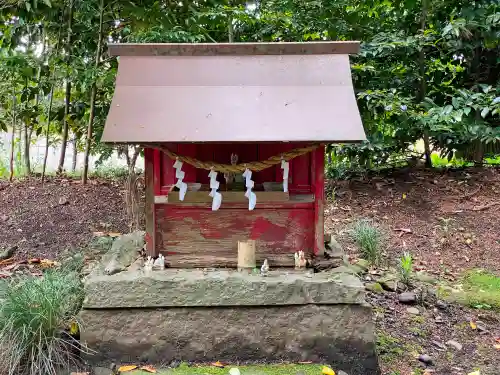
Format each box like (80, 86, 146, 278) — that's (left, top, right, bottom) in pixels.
(260, 259, 269, 276)
(295, 251, 307, 269)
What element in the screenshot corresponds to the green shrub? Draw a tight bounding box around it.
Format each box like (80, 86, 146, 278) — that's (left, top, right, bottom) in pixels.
(351, 219, 383, 265)
(0, 267, 86, 375)
(398, 252, 413, 286)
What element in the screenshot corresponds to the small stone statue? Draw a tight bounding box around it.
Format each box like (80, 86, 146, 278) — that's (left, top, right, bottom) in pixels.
(260, 259, 269, 276)
(294, 250, 307, 269)
(153, 254, 165, 270)
(144, 256, 154, 272)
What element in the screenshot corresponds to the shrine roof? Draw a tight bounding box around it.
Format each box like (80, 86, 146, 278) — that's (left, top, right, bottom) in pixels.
(102, 42, 366, 143)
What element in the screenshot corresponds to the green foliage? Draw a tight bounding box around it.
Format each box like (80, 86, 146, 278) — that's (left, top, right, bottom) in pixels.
(351, 219, 383, 265)
(399, 252, 414, 286)
(461, 269, 500, 310)
(0, 266, 86, 375)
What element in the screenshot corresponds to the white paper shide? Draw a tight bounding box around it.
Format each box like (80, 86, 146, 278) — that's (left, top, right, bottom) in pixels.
(242, 168, 256, 210)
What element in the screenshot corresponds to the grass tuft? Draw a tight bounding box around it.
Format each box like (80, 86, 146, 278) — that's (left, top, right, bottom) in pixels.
(0, 267, 87, 375)
(398, 252, 413, 286)
(351, 219, 383, 265)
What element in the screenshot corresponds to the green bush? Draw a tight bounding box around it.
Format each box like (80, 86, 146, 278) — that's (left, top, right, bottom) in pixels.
(351, 219, 383, 265)
(0, 267, 86, 375)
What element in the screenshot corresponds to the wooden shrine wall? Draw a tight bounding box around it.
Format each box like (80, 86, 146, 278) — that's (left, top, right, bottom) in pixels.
(155, 203, 314, 267)
(157, 143, 312, 193)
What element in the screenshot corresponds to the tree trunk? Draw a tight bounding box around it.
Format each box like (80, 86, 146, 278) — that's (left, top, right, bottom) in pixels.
(9, 95, 16, 182)
(41, 87, 55, 182)
(57, 0, 74, 174)
(419, 0, 431, 167)
(23, 123, 30, 175)
(72, 137, 78, 172)
(83, 0, 105, 184)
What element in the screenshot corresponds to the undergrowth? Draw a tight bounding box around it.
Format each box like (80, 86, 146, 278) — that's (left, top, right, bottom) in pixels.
(461, 269, 500, 310)
(0, 258, 87, 375)
(351, 219, 383, 265)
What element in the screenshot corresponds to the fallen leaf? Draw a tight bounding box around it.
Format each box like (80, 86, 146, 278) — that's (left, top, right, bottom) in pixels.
(467, 371, 480, 375)
(92, 231, 106, 237)
(402, 193, 407, 199)
(495, 337, 500, 343)
(118, 365, 138, 372)
(470, 321, 477, 330)
(140, 365, 157, 373)
(40, 259, 59, 268)
(211, 361, 225, 368)
(322, 366, 335, 375)
(494, 344, 500, 350)
(28, 258, 41, 264)
(108, 232, 122, 238)
(394, 228, 412, 233)
(298, 361, 313, 364)
(70, 372, 89, 375)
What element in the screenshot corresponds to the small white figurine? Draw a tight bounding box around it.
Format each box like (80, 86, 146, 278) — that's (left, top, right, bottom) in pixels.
(260, 259, 269, 276)
(144, 256, 154, 272)
(295, 251, 307, 269)
(153, 254, 165, 270)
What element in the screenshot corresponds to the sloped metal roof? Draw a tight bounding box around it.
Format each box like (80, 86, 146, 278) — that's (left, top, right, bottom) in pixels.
(102, 42, 366, 143)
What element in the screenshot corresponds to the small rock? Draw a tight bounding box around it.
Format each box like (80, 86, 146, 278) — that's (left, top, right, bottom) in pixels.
(169, 359, 181, 368)
(0, 214, 8, 222)
(337, 371, 349, 375)
(435, 316, 445, 324)
(398, 292, 417, 304)
(418, 354, 433, 365)
(355, 258, 370, 271)
(0, 245, 17, 260)
(432, 340, 446, 350)
(365, 282, 384, 293)
(407, 307, 420, 315)
(229, 368, 241, 375)
(446, 340, 463, 351)
(93, 367, 111, 375)
(436, 300, 448, 309)
(379, 278, 398, 292)
(58, 196, 69, 205)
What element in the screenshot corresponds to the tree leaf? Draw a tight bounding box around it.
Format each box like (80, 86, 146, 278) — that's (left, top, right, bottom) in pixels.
(118, 365, 138, 372)
(469, 321, 477, 330)
(139, 365, 157, 373)
(481, 107, 490, 118)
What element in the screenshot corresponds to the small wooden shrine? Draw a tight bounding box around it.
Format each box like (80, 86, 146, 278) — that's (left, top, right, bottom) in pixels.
(102, 41, 366, 268)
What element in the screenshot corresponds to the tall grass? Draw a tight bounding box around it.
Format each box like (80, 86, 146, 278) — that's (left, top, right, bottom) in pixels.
(398, 252, 413, 286)
(0, 264, 86, 375)
(351, 219, 383, 265)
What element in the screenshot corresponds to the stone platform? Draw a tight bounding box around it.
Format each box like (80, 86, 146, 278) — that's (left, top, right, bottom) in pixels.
(80, 267, 379, 375)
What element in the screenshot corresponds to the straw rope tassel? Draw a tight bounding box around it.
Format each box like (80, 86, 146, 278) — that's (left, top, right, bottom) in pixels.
(146, 143, 321, 174)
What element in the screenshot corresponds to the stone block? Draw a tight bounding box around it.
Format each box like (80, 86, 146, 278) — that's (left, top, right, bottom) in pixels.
(83, 269, 365, 308)
(80, 304, 379, 375)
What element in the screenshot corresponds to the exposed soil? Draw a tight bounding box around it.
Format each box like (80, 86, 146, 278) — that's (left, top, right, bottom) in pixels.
(0, 168, 499, 375)
(0, 177, 129, 261)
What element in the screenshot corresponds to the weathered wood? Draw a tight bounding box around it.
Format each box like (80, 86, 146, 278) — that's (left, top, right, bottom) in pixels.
(164, 253, 295, 268)
(108, 41, 361, 57)
(167, 190, 289, 203)
(144, 148, 157, 257)
(237, 240, 256, 270)
(313, 146, 325, 256)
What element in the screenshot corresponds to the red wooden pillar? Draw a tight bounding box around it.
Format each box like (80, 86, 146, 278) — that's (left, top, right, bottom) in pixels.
(313, 145, 325, 256)
(144, 148, 158, 256)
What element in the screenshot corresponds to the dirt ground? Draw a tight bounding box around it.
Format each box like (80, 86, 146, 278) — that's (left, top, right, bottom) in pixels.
(0, 168, 499, 375)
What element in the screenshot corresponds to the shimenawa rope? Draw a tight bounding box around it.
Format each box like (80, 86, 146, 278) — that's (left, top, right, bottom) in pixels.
(145, 143, 321, 173)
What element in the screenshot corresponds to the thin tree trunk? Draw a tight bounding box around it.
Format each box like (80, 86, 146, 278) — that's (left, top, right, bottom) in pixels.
(419, 0, 431, 167)
(9, 96, 16, 182)
(41, 87, 55, 182)
(57, 0, 74, 174)
(83, 0, 105, 184)
(72, 137, 78, 172)
(23, 123, 30, 174)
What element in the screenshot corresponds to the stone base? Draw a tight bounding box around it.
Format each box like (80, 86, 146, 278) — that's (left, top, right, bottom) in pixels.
(80, 268, 380, 375)
(80, 305, 378, 375)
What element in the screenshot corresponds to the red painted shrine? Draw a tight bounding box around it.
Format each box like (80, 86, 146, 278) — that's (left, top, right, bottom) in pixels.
(102, 41, 366, 268)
